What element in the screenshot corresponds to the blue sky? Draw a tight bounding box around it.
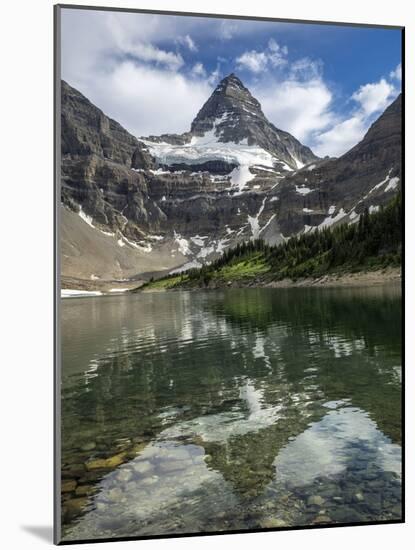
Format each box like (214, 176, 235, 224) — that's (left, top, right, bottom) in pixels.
(61, 9, 402, 157)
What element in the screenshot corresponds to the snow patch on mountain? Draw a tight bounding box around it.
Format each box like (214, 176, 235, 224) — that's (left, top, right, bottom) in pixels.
(295, 185, 313, 195)
(121, 235, 153, 252)
(230, 164, 256, 192)
(78, 206, 94, 228)
(385, 177, 399, 192)
(364, 169, 394, 199)
(143, 135, 276, 193)
(292, 156, 305, 170)
(319, 208, 347, 229)
(260, 213, 277, 235)
(190, 235, 208, 246)
(248, 198, 267, 239)
(197, 244, 215, 259)
(170, 260, 203, 274)
(174, 232, 191, 256)
(216, 238, 230, 254)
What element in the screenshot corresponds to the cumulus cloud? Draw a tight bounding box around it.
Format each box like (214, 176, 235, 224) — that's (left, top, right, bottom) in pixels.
(255, 69, 399, 158)
(125, 42, 184, 69)
(289, 57, 323, 81)
(61, 9, 215, 135)
(191, 62, 206, 77)
(267, 38, 289, 67)
(177, 34, 198, 52)
(255, 78, 334, 143)
(351, 78, 396, 116)
(87, 62, 212, 137)
(313, 115, 367, 157)
(218, 20, 238, 40)
(390, 63, 402, 81)
(268, 38, 286, 54)
(207, 64, 222, 86)
(106, 12, 184, 69)
(313, 77, 398, 157)
(236, 50, 269, 73)
(236, 39, 288, 73)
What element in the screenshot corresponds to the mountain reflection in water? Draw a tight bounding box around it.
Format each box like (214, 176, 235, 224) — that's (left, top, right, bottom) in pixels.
(60, 285, 402, 541)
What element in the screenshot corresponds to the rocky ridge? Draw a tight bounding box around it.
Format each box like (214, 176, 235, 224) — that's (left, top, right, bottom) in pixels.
(60, 76, 402, 286)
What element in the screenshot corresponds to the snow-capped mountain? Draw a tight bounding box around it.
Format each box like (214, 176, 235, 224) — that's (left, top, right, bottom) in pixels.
(60, 76, 401, 287)
(142, 74, 318, 192)
(190, 73, 317, 169)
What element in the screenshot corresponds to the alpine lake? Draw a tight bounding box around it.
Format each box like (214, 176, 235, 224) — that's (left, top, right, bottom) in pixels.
(60, 284, 402, 541)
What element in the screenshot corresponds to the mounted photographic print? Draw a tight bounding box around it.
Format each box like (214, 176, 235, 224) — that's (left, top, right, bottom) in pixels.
(54, 4, 404, 544)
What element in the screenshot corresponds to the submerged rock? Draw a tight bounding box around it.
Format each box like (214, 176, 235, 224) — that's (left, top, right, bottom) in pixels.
(61, 464, 85, 479)
(61, 480, 77, 493)
(64, 497, 88, 518)
(307, 495, 325, 506)
(157, 460, 184, 473)
(259, 518, 288, 529)
(132, 461, 153, 475)
(107, 487, 124, 502)
(128, 442, 147, 457)
(117, 469, 133, 482)
(75, 484, 95, 497)
(80, 442, 96, 452)
(85, 452, 126, 471)
(312, 515, 332, 524)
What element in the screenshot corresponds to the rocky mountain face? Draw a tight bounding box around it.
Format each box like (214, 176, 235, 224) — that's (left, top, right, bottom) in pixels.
(272, 94, 402, 237)
(60, 76, 402, 287)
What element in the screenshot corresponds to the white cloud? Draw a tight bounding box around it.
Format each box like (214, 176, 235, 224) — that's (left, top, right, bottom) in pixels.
(289, 57, 323, 80)
(61, 9, 215, 136)
(236, 50, 269, 73)
(255, 70, 399, 158)
(207, 65, 222, 86)
(125, 42, 184, 69)
(267, 39, 288, 67)
(218, 20, 238, 40)
(255, 78, 334, 143)
(106, 12, 184, 69)
(191, 62, 206, 78)
(351, 78, 396, 116)
(268, 38, 287, 54)
(177, 34, 198, 52)
(236, 39, 288, 73)
(390, 63, 402, 81)
(83, 62, 212, 137)
(313, 76, 398, 157)
(313, 115, 367, 157)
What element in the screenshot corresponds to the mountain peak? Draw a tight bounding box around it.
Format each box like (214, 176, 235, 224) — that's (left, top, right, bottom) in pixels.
(190, 73, 264, 136)
(213, 73, 258, 103)
(215, 73, 245, 92)
(189, 73, 318, 168)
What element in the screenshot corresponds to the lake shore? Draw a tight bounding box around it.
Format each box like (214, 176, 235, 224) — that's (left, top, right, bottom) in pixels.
(264, 267, 401, 289)
(61, 275, 145, 297)
(61, 267, 401, 296)
(139, 267, 401, 293)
